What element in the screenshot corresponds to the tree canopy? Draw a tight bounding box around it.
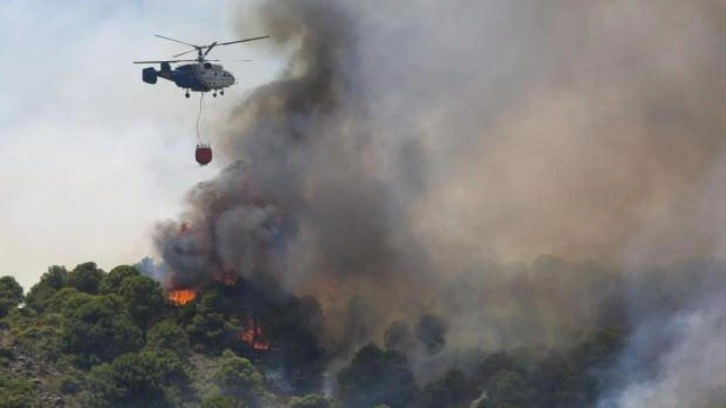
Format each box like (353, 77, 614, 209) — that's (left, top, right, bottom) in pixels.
(61, 294, 143, 368)
(213, 349, 266, 402)
(0, 261, 628, 407)
(337, 343, 416, 408)
(0, 276, 23, 318)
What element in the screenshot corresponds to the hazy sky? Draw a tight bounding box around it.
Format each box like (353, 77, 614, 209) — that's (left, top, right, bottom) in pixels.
(0, 0, 281, 290)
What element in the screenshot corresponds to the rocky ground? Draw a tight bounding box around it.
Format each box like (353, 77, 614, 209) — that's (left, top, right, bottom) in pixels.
(0, 329, 66, 407)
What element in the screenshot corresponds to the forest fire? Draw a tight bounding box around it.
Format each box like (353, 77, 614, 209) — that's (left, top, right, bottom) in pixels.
(212, 272, 238, 286)
(238, 315, 270, 351)
(167, 289, 198, 306)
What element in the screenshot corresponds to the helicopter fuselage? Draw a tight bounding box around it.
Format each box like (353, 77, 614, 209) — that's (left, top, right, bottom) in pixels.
(143, 61, 235, 95)
(135, 33, 268, 98)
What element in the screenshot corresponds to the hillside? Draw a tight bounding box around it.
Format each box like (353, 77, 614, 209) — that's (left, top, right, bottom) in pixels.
(0, 262, 629, 408)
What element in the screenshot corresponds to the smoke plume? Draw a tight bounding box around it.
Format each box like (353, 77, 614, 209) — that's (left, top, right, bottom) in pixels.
(153, 0, 726, 404)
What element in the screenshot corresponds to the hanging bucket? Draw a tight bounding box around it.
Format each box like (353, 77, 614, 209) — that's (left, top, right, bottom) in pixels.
(195, 144, 213, 166)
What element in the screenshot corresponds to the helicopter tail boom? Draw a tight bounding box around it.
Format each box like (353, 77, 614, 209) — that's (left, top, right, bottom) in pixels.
(141, 62, 174, 85)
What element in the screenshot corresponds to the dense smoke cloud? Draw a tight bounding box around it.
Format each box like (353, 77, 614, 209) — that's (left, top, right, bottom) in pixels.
(153, 0, 726, 404)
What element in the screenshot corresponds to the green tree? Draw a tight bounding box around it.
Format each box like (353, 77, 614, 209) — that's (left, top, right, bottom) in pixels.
(531, 329, 624, 407)
(41, 265, 68, 289)
(0, 276, 23, 318)
(0, 374, 35, 408)
(24, 265, 68, 311)
(83, 350, 189, 407)
(475, 352, 526, 383)
(146, 320, 191, 359)
(288, 393, 337, 408)
(482, 370, 532, 408)
(99, 265, 141, 295)
(201, 395, 248, 408)
(214, 349, 265, 402)
(118, 275, 166, 342)
(66, 262, 105, 295)
(530, 352, 581, 407)
(415, 368, 477, 408)
(61, 294, 143, 368)
(186, 290, 241, 353)
(337, 343, 415, 408)
(44, 287, 93, 316)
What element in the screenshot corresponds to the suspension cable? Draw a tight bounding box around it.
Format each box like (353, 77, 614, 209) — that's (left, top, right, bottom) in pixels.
(196, 93, 206, 145)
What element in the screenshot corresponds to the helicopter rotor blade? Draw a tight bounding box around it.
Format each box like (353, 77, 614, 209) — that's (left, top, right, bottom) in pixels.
(193, 36, 269, 59)
(144, 35, 268, 62)
(217, 35, 270, 46)
(132, 59, 210, 64)
(202, 42, 219, 59)
(154, 34, 201, 49)
(173, 49, 198, 58)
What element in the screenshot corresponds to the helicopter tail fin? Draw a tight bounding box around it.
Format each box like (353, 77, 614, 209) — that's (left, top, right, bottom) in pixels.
(142, 67, 158, 84)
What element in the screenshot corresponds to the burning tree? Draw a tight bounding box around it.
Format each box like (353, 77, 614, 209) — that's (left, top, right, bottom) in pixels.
(167, 289, 197, 306)
(238, 313, 270, 351)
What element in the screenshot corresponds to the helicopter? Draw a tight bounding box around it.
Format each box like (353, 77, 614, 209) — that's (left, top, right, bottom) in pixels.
(133, 34, 269, 98)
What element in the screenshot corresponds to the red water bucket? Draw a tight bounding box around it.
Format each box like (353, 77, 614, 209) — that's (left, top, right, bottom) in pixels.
(195, 145, 212, 165)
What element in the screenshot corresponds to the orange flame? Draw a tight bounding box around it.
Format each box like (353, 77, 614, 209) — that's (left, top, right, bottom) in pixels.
(167, 289, 197, 306)
(238, 315, 270, 350)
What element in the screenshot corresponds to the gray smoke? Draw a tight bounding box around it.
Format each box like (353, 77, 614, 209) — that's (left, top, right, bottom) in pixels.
(153, 0, 726, 403)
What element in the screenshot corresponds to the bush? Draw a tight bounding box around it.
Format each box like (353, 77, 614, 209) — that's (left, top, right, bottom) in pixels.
(214, 349, 266, 402)
(0, 374, 35, 408)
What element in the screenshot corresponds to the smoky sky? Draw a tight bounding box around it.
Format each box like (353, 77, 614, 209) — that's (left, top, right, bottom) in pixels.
(154, 0, 726, 404)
